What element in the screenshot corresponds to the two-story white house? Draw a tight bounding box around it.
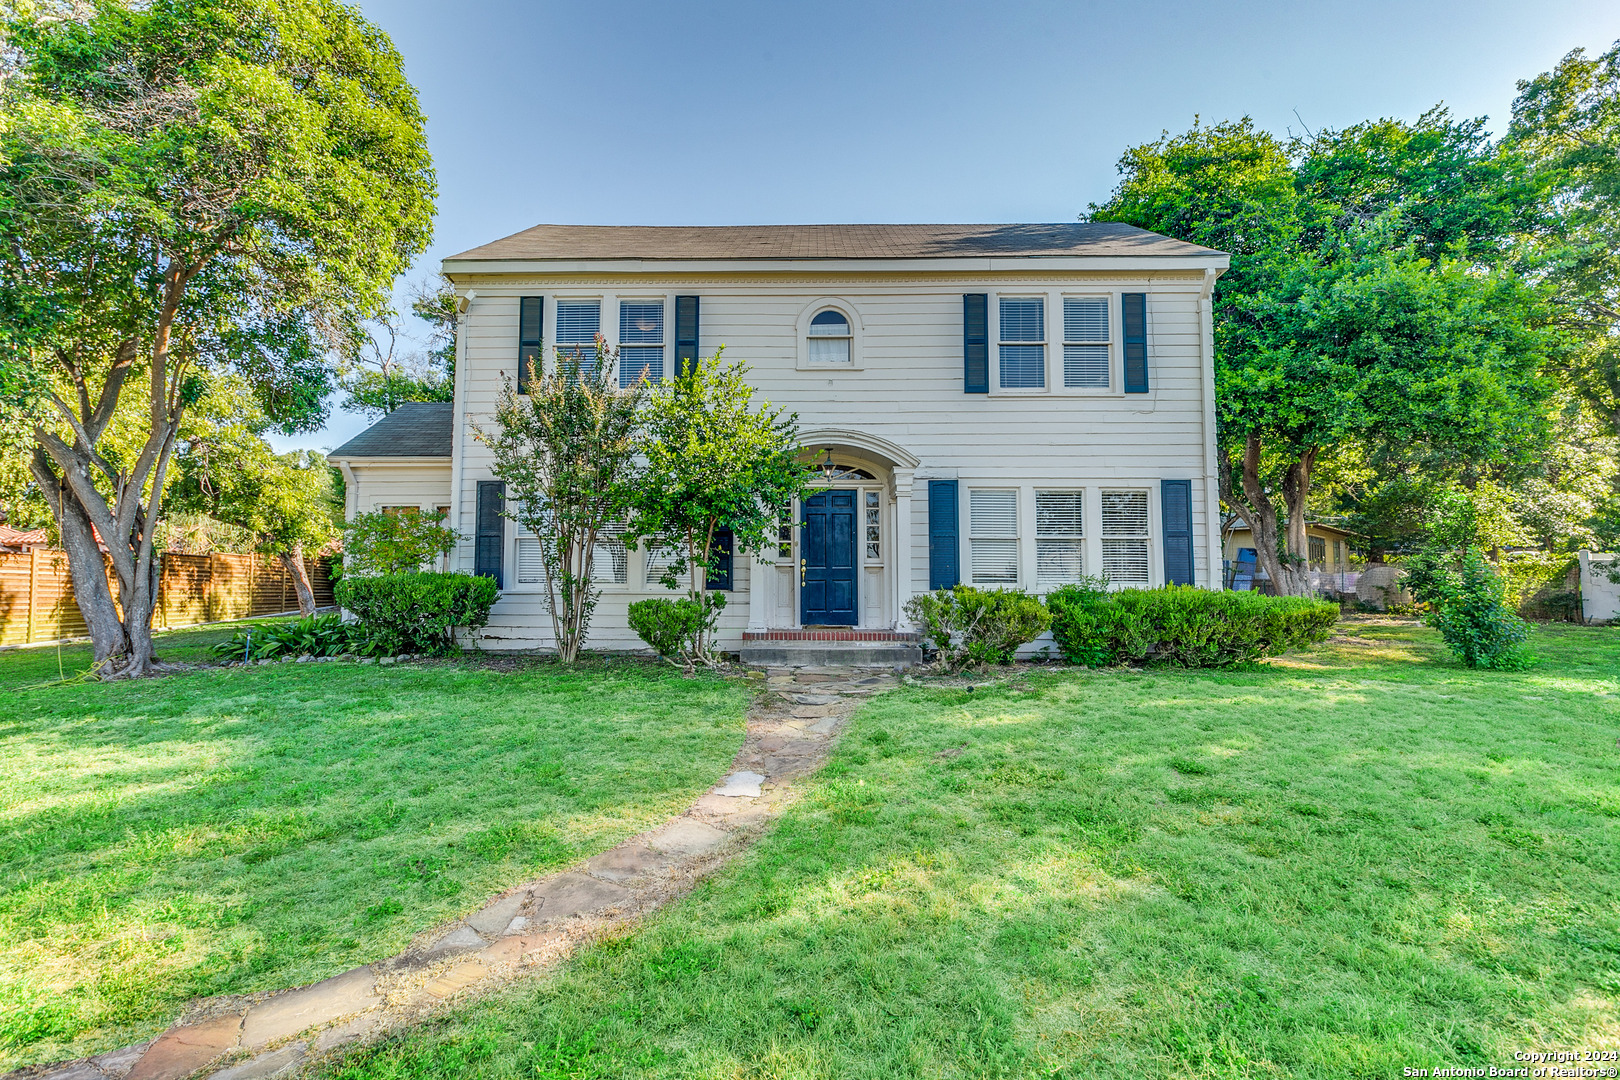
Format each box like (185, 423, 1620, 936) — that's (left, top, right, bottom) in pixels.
(329, 223, 1229, 663)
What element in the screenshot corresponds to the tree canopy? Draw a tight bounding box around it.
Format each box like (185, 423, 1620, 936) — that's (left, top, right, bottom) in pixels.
(0, 0, 434, 674)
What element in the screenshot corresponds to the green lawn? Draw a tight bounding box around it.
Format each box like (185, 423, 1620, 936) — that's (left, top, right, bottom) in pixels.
(0, 623, 751, 1070)
(315, 620, 1617, 1080)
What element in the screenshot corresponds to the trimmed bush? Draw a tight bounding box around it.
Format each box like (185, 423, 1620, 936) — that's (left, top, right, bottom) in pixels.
(627, 596, 717, 664)
(336, 572, 499, 656)
(1046, 583, 1338, 668)
(904, 586, 1052, 668)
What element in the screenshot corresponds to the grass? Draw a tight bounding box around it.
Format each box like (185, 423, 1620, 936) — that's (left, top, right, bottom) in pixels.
(0, 621, 751, 1070)
(314, 619, 1618, 1080)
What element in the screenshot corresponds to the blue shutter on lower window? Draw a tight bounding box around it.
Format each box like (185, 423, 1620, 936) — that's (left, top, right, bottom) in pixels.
(706, 529, 733, 591)
(474, 481, 505, 588)
(928, 480, 960, 589)
(675, 295, 700, 376)
(1161, 479, 1194, 585)
(518, 297, 542, 394)
(963, 295, 988, 394)
(1123, 293, 1148, 393)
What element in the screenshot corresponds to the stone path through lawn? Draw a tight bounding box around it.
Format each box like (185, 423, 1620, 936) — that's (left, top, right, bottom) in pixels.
(10, 665, 895, 1080)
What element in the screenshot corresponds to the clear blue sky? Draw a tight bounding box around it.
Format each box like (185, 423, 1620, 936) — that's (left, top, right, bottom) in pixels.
(273, 0, 1620, 454)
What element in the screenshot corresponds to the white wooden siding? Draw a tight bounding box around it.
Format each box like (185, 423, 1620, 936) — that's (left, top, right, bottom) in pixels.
(421, 268, 1219, 650)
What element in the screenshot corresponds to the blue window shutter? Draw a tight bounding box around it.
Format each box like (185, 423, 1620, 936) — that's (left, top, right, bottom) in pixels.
(675, 295, 700, 376)
(963, 294, 988, 393)
(928, 480, 960, 589)
(1161, 479, 1194, 585)
(518, 297, 543, 394)
(1122, 293, 1148, 393)
(474, 481, 505, 588)
(706, 528, 733, 591)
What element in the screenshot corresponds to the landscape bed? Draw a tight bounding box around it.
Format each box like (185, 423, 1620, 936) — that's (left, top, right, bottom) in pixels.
(0, 622, 751, 1070)
(312, 619, 1617, 1080)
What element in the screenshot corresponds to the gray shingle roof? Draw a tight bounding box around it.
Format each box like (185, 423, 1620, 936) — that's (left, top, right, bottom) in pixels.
(446, 222, 1221, 263)
(328, 402, 452, 459)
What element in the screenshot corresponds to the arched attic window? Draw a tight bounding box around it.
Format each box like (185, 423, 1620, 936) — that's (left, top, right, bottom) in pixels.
(807, 309, 852, 364)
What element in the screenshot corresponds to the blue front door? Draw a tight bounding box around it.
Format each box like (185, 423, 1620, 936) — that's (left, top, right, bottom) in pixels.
(801, 489, 858, 625)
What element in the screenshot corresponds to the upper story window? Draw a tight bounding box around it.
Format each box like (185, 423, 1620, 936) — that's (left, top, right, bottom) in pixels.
(555, 300, 602, 376)
(807, 309, 852, 364)
(618, 300, 665, 387)
(999, 298, 1045, 389)
(1063, 298, 1110, 389)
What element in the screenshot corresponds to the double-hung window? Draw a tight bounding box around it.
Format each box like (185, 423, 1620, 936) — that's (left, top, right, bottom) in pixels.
(998, 298, 1045, 389)
(592, 522, 628, 585)
(1101, 490, 1150, 585)
(808, 309, 852, 364)
(555, 300, 601, 376)
(618, 300, 664, 386)
(1036, 490, 1085, 586)
(969, 489, 1019, 584)
(1063, 298, 1110, 388)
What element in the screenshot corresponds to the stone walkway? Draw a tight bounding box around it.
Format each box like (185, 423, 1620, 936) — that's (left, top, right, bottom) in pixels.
(12, 666, 897, 1080)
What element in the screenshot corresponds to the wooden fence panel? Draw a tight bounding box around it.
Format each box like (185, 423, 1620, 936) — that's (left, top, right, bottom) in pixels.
(1, 547, 336, 646)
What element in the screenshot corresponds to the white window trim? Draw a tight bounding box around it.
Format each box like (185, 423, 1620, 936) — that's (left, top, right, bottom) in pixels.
(967, 486, 1022, 587)
(612, 294, 671, 388)
(950, 482, 1168, 592)
(549, 294, 605, 379)
(991, 294, 1048, 395)
(1055, 291, 1121, 396)
(795, 297, 865, 371)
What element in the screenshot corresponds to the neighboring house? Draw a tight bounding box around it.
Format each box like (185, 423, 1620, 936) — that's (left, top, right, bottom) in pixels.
(0, 526, 48, 553)
(330, 223, 1230, 659)
(1222, 520, 1359, 594)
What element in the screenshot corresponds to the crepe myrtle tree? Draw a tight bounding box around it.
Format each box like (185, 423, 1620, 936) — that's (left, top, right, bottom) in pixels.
(0, 0, 435, 675)
(627, 348, 815, 659)
(477, 340, 646, 664)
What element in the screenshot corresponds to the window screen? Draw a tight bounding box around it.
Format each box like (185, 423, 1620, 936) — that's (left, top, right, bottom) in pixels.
(1036, 490, 1084, 586)
(998, 298, 1045, 389)
(1101, 489, 1150, 584)
(969, 488, 1019, 584)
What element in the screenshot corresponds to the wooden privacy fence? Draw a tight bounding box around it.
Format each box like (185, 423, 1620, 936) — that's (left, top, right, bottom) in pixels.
(0, 548, 336, 646)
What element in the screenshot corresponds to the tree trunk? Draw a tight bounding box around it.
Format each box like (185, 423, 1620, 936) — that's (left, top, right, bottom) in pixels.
(30, 451, 126, 666)
(1219, 432, 1317, 598)
(277, 546, 316, 616)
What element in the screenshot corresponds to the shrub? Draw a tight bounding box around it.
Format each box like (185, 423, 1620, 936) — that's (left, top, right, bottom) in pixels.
(210, 613, 375, 661)
(904, 586, 1052, 668)
(627, 596, 719, 665)
(342, 510, 460, 576)
(1426, 549, 1534, 669)
(336, 572, 499, 656)
(1046, 584, 1338, 668)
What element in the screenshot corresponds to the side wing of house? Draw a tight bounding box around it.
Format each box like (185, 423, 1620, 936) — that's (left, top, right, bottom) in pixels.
(328, 402, 454, 532)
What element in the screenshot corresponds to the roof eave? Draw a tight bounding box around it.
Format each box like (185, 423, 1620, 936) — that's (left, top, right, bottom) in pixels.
(327, 453, 451, 465)
(442, 253, 1230, 279)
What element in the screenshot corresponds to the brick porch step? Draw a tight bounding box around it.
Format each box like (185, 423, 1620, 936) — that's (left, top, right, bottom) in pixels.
(742, 629, 920, 643)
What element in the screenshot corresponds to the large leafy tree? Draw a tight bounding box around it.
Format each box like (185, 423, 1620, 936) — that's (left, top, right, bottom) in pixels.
(169, 429, 340, 614)
(1508, 41, 1620, 436)
(339, 276, 456, 419)
(1091, 114, 1557, 594)
(0, 0, 434, 675)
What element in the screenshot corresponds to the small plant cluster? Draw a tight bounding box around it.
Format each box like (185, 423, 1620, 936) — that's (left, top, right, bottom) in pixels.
(210, 613, 381, 662)
(336, 573, 500, 656)
(1046, 580, 1339, 667)
(904, 586, 1052, 667)
(904, 579, 1338, 670)
(1406, 546, 1534, 669)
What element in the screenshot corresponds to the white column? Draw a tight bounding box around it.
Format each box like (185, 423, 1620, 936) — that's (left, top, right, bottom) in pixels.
(747, 548, 772, 632)
(892, 467, 915, 629)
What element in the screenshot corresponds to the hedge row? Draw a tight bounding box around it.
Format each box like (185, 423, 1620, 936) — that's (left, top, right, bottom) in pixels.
(906, 581, 1339, 669)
